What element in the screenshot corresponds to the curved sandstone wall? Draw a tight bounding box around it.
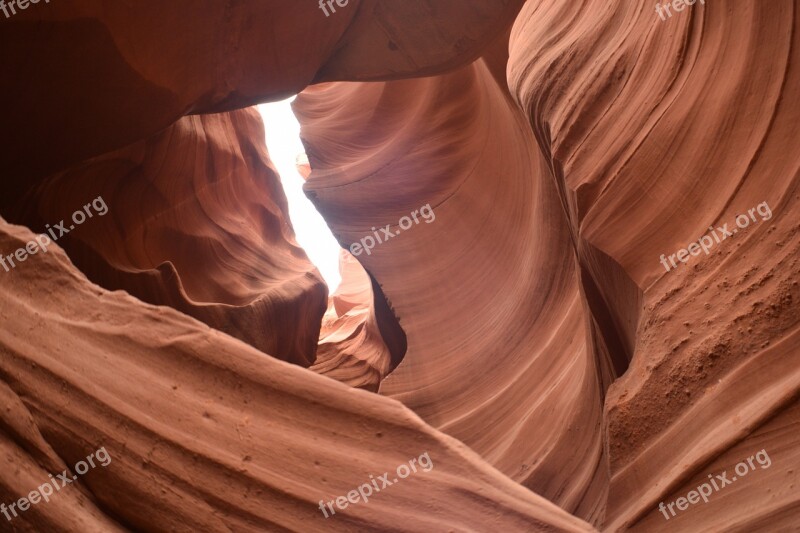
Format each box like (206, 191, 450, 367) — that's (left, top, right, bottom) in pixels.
(509, 0, 800, 529)
(0, 0, 797, 531)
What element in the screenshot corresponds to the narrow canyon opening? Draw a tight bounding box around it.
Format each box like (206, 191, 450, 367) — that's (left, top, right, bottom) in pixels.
(4, 2, 796, 530)
(258, 98, 342, 292)
(259, 96, 406, 391)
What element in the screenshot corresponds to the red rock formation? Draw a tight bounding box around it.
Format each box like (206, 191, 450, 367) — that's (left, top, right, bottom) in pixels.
(508, 0, 800, 529)
(1, 0, 798, 530)
(0, 218, 594, 532)
(311, 250, 393, 392)
(295, 60, 608, 522)
(0, 0, 524, 185)
(5, 108, 326, 366)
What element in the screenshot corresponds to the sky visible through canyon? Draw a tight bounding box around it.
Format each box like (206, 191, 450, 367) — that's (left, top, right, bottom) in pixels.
(2, 1, 798, 530)
(259, 99, 341, 291)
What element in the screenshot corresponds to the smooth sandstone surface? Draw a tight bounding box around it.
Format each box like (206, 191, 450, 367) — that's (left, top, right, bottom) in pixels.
(3, 108, 327, 366)
(311, 250, 394, 392)
(295, 60, 609, 523)
(0, 0, 525, 185)
(0, 0, 798, 531)
(0, 219, 593, 532)
(509, 0, 800, 529)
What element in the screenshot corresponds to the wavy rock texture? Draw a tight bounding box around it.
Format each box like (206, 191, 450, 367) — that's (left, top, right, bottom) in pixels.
(0, 0, 524, 185)
(295, 60, 608, 522)
(3, 108, 326, 366)
(509, 0, 800, 530)
(0, 219, 594, 532)
(311, 250, 393, 392)
(1, 0, 798, 530)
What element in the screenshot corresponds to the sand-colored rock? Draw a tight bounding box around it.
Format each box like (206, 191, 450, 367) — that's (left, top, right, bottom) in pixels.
(3, 108, 326, 366)
(0, 218, 594, 532)
(0, 0, 524, 185)
(295, 59, 608, 523)
(311, 250, 394, 392)
(1, 0, 798, 530)
(508, 0, 800, 529)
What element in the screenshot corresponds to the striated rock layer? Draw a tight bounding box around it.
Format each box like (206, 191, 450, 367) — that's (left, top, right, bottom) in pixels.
(0, 0, 525, 185)
(4, 108, 326, 366)
(0, 0, 798, 530)
(297, 1, 800, 530)
(311, 250, 394, 392)
(509, 0, 800, 530)
(295, 59, 609, 522)
(0, 218, 594, 532)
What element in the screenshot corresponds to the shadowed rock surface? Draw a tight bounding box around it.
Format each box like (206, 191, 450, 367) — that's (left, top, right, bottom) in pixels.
(0, 0, 525, 184)
(3, 108, 327, 366)
(509, 0, 800, 529)
(311, 250, 394, 392)
(0, 0, 798, 531)
(294, 61, 608, 522)
(0, 218, 593, 532)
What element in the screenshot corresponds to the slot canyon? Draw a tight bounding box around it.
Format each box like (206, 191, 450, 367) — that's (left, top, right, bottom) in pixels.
(0, 1, 798, 531)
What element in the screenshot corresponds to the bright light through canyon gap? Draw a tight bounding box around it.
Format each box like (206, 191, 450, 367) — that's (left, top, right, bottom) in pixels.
(258, 98, 342, 292)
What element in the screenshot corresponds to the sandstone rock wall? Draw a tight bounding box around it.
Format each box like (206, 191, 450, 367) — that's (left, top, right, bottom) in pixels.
(0, 0, 797, 530)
